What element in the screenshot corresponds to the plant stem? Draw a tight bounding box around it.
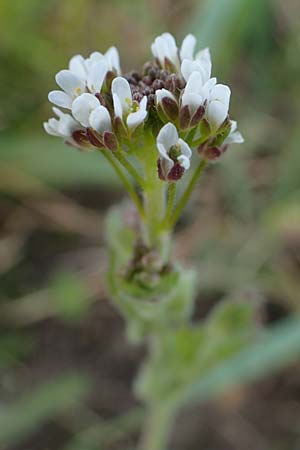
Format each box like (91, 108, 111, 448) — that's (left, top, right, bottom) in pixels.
(101, 150, 145, 219)
(142, 138, 168, 254)
(114, 150, 145, 189)
(139, 403, 174, 450)
(169, 159, 207, 229)
(161, 182, 176, 228)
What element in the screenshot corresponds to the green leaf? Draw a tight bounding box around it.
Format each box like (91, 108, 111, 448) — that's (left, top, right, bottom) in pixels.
(137, 300, 257, 402)
(0, 373, 89, 446)
(180, 315, 300, 407)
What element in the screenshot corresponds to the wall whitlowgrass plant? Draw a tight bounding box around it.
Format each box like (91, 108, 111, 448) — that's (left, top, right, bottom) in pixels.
(43, 32, 260, 450)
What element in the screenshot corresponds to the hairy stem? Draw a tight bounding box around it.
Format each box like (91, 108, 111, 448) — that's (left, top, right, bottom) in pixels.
(169, 159, 207, 229)
(161, 182, 176, 228)
(139, 403, 174, 450)
(114, 150, 145, 189)
(142, 138, 168, 255)
(101, 150, 145, 219)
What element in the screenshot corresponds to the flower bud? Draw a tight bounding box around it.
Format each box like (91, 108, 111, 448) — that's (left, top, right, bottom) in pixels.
(161, 96, 179, 121)
(86, 128, 104, 148)
(179, 105, 191, 130)
(103, 131, 118, 150)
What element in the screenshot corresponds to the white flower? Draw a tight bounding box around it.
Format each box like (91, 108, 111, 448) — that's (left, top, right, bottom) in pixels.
(71, 93, 111, 133)
(48, 46, 122, 110)
(223, 120, 244, 145)
(181, 48, 212, 83)
(157, 123, 192, 180)
(43, 107, 80, 139)
(112, 77, 148, 129)
(181, 72, 216, 114)
(85, 47, 121, 75)
(151, 32, 180, 70)
(179, 34, 197, 61)
(206, 84, 231, 129)
(48, 70, 86, 109)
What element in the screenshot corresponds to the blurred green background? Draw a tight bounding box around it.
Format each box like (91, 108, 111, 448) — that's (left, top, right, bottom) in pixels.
(1, 0, 300, 449)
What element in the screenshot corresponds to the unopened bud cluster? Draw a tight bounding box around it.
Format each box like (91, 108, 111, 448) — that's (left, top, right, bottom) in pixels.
(44, 33, 243, 183)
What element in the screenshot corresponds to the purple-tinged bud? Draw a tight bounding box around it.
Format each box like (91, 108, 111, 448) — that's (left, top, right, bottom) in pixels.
(105, 70, 115, 91)
(114, 116, 128, 140)
(95, 93, 106, 106)
(161, 96, 179, 121)
(190, 105, 205, 127)
(72, 129, 90, 147)
(157, 159, 185, 182)
(199, 118, 211, 138)
(167, 163, 185, 181)
(179, 105, 191, 130)
(103, 131, 118, 151)
(200, 146, 222, 161)
(164, 57, 176, 73)
(86, 128, 104, 148)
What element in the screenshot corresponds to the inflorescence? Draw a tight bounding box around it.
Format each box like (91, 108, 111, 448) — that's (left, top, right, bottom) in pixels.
(44, 32, 244, 183)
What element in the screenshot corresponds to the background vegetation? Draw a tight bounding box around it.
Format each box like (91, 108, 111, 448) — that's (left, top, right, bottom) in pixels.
(0, 0, 300, 449)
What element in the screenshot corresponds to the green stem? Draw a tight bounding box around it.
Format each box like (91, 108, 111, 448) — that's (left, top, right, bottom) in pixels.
(161, 182, 176, 228)
(169, 159, 207, 229)
(114, 150, 145, 189)
(101, 150, 145, 219)
(142, 139, 169, 256)
(139, 403, 174, 450)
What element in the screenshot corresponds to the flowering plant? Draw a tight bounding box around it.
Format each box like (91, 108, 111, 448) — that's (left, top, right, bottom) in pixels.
(44, 32, 250, 450)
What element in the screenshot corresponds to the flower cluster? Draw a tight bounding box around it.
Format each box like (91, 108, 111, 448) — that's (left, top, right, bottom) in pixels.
(44, 32, 243, 182)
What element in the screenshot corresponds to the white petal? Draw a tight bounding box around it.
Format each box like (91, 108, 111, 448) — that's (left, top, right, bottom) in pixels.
(44, 121, 60, 136)
(157, 122, 178, 149)
(181, 92, 203, 113)
(112, 93, 123, 119)
(162, 33, 178, 62)
(180, 34, 196, 61)
(55, 70, 85, 97)
(225, 131, 244, 145)
(52, 107, 65, 118)
(111, 77, 132, 114)
(127, 110, 147, 129)
(72, 93, 100, 127)
(206, 100, 228, 128)
(156, 88, 176, 104)
(85, 51, 105, 70)
(177, 138, 192, 158)
(177, 154, 190, 170)
(230, 120, 237, 132)
(157, 143, 174, 175)
(151, 33, 179, 68)
(181, 59, 211, 83)
(87, 60, 108, 94)
(58, 114, 78, 137)
(202, 77, 217, 99)
(48, 90, 73, 109)
(105, 46, 121, 74)
(69, 55, 87, 81)
(196, 47, 211, 63)
(210, 84, 231, 107)
(184, 71, 204, 94)
(89, 105, 112, 133)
